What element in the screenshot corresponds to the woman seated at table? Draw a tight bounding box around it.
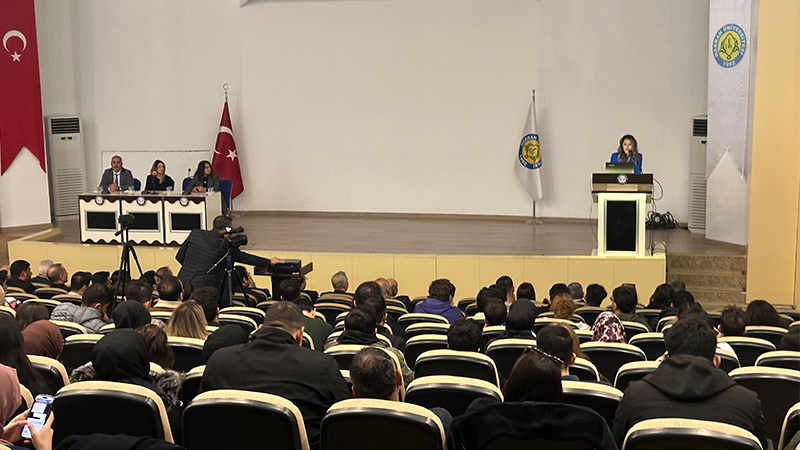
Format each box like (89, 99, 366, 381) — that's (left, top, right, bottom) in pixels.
(610, 134, 643, 174)
(184, 160, 220, 194)
(144, 159, 175, 191)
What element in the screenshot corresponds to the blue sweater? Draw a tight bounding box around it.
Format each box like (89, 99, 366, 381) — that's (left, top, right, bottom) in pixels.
(610, 152, 643, 174)
(414, 298, 464, 324)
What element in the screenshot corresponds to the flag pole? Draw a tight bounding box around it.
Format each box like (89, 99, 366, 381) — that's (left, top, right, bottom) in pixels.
(525, 89, 543, 225)
(222, 83, 238, 218)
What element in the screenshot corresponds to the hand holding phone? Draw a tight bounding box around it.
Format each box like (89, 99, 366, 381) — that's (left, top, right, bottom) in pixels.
(21, 394, 54, 440)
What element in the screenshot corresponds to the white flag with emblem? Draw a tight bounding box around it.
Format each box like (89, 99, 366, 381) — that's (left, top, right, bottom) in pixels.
(514, 95, 543, 202)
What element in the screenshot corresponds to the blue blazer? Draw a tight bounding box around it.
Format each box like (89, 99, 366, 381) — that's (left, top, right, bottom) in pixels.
(610, 153, 643, 174)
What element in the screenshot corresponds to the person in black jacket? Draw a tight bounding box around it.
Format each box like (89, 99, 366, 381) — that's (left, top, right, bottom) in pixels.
(7, 260, 35, 293)
(200, 302, 351, 450)
(176, 215, 282, 307)
(612, 317, 767, 448)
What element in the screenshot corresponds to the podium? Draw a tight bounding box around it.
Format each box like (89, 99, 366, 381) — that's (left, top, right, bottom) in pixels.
(254, 259, 313, 300)
(591, 174, 653, 257)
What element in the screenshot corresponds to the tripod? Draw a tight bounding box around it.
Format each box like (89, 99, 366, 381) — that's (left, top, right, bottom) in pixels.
(208, 246, 247, 308)
(115, 225, 143, 301)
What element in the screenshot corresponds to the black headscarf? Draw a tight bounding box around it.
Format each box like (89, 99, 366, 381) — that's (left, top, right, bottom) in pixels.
(92, 329, 156, 391)
(202, 325, 248, 363)
(111, 301, 152, 330)
(498, 299, 537, 339)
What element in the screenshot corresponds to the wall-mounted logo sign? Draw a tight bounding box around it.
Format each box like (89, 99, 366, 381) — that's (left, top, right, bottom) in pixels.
(713, 23, 746, 68)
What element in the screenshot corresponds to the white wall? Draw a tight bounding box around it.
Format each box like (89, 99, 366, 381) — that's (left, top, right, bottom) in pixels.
(34, 0, 709, 221)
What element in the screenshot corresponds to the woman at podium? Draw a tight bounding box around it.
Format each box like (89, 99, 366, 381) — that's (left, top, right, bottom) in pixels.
(610, 134, 643, 174)
(144, 159, 175, 191)
(185, 160, 220, 193)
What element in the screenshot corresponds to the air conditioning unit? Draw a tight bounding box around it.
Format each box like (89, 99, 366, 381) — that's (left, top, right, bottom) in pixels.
(45, 116, 86, 218)
(688, 115, 707, 234)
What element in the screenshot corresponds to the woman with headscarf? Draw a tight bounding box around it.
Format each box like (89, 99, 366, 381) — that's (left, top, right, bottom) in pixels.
(592, 312, 626, 343)
(497, 300, 538, 340)
(111, 301, 152, 330)
(0, 316, 43, 396)
(14, 303, 49, 332)
(22, 321, 63, 360)
(0, 364, 53, 450)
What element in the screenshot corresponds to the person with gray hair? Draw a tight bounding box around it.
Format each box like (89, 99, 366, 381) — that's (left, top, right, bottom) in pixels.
(375, 278, 391, 298)
(568, 282, 584, 302)
(47, 263, 69, 291)
(32, 259, 54, 285)
(324, 271, 352, 298)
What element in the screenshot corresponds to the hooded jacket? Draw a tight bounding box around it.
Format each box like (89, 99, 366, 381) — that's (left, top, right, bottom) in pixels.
(51, 303, 112, 333)
(612, 354, 767, 448)
(414, 297, 464, 324)
(332, 329, 414, 387)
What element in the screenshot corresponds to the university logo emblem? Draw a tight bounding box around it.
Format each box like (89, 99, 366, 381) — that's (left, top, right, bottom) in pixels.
(518, 134, 542, 170)
(713, 23, 746, 68)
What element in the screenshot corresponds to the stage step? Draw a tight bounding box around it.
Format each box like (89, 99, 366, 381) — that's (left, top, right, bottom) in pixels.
(666, 253, 747, 309)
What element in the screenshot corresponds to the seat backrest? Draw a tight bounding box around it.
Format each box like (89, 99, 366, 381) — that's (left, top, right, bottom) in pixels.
(385, 305, 407, 321)
(656, 315, 677, 332)
(133, 178, 141, 190)
(220, 306, 266, 325)
(218, 178, 232, 209)
(561, 380, 623, 428)
(217, 313, 258, 334)
(52, 380, 173, 445)
(628, 332, 666, 361)
(780, 402, 800, 450)
(533, 317, 577, 334)
(403, 322, 450, 339)
(745, 326, 788, 348)
(414, 349, 500, 387)
(149, 311, 173, 325)
(621, 321, 649, 341)
(575, 329, 593, 344)
(480, 325, 506, 350)
(405, 375, 503, 417)
(182, 177, 191, 191)
(403, 334, 449, 370)
(320, 398, 445, 450)
(98, 323, 116, 334)
(32, 289, 67, 300)
(398, 313, 450, 327)
(486, 338, 537, 380)
(19, 383, 33, 410)
(457, 298, 476, 311)
(730, 366, 800, 444)
(51, 294, 82, 305)
(718, 336, 777, 366)
(60, 334, 103, 373)
(464, 303, 479, 317)
(167, 336, 206, 372)
(318, 293, 355, 305)
(411, 296, 427, 312)
(28, 354, 70, 395)
(184, 389, 309, 450)
(324, 344, 367, 370)
(27, 298, 61, 312)
(623, 418, 763, 450)
(755, 350, 800, 371)
(51, 320, 88, 339)
(614, 360, 660, 392)
(181, 365, 205, 406)
(0, 305, 16, 318)
(575, 306, 605, 325)
(579, 342, 647, 380)
(302, 332, 315, 350)
(716, 347, 741, 373)
(569, 357, 601, 382)
(315, 303, 353, 326)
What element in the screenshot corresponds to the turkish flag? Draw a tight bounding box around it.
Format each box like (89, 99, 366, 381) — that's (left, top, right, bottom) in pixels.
(0, 0, 46, 174)
(211, 101, 243, 199)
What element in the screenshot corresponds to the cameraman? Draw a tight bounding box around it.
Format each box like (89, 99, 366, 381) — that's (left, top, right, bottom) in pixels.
(176, 215, 282, 307)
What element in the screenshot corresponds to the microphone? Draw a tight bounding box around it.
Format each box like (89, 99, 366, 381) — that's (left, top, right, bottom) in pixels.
(227, 226, 244, 234)
(151, 171, 158, 177)
(187, 168, 192, 178)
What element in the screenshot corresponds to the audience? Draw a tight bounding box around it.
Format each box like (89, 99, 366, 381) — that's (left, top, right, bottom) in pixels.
(746, 299, 789, 328)
(202, 325, 248, 363)
(592, 312, 626, 343)
(1, 363, 53, 450)
(495, 276, 515, 308)
(612, 317, 767, 448)
(189, 287, 220, 327)
(7, 260, 35, 294)
(494, 299, 537, 342)
(32, 259, 54, 285)
(154, 266, 173, 289)
(584, 283, 607, 307)
(136, 324, 175, 370)
(46, 264, 69, 291)
(550, 293, 589, 330)
(298, 275, 316, 303)
(233, 265, 267, 305)
(546, 283, 569, 305)
(447, 318, 482, 352)
(780, 327, 799, 350)
(67, 271, 92, 298)
(283, 279, 333, 351)
(556, 322, 591, 361)
(15, 302, 49, 331)
(201, 301, 351, 450)
(483, 299, 507, 327)
(324, 271, 353, 298)
(125, 279, 155, 308)
(152, 276, 184, 311)
(536, 325, 578, 380)
(670, 279, 686, 294)
(361, 295, 405, 350)
(503, 351, 563, 402)
(111, 300, 152, 329)
(165, 300, 207, 340)
(414, 279, 463, 324)
(611, 286, 651, 331)
(718, 305, 746, 337)
(475, 286, 505, 321)
(516, 282, 536, 301)
(0, 315, 44, 395)
(646, 283, 676, 329)
(51, 284, 114, 333)
(567, 282, 584, 303)
(22, 320, 64, 360)
(91, 271, 112, 289)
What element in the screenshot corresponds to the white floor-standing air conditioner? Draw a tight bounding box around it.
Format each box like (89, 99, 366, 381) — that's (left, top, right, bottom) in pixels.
(45, 116, 86, 218)
(689, 115, 707, 234)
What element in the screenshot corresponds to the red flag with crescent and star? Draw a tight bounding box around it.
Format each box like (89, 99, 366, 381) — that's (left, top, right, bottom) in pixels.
(211, 101, 244, 199)
(0, 0, 46, 174)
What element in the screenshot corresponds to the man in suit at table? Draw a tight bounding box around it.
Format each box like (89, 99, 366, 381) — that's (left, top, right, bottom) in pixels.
(99, 155, 135, 192)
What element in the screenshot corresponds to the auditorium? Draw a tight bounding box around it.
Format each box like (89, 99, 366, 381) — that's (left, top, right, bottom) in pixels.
(0, 0, 798, 449)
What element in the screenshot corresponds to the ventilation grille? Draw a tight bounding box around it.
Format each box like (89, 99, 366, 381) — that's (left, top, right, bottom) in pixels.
(689, 173, 707, 231)
(50, 117, 80, 135)
(53, 168, 84, 216)
(692, 117, 707, 137)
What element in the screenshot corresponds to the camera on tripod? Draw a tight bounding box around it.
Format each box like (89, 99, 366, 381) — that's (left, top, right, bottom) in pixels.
(220, 226, 247, 250)
(119, 213, 135, 228)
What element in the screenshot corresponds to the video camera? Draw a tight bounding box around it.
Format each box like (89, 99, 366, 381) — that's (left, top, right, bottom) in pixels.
(118, 213, 135, 228)
(220, 226, 247, 251)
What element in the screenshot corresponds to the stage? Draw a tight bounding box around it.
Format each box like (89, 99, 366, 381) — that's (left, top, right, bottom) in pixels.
(6, 212, 744, 302)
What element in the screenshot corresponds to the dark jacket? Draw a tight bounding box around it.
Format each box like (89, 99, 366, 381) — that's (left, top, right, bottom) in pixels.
(7, 277, 36, 293)
(176, 228, 272, 306)
(99, 167, 135, 192)
(145, 174, 175, 192)
(612, 354, 767, 448)
(302, 315, 333, 351)
(200, 327, 351, 450)
(31, 275, 51, 286)
(616, 311, 652, 331)
(184, 172, 220, 194)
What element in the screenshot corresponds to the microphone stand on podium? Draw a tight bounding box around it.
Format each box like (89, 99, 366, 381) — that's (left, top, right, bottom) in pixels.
(254, 259, 313, 300)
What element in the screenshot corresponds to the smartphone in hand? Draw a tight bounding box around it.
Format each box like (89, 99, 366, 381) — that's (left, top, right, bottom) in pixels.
(21, 394, 54, 440)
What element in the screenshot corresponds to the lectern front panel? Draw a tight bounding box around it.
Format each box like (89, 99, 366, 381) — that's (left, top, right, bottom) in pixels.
(606, 200, 637, 252)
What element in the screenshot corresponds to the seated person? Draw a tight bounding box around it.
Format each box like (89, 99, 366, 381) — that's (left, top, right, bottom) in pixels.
(200, 302, 351, 450)
(152, 276, 184, 311)
(184, 160, 219, 194)
(584, 283, 607, 307)
(495, 275, 515, 308)
(475, 286, 506, 322)
(282, 278, 332, 351)
(353, 281, 403, 337)
(165, 300, 208, 340)
(298, 275, 315, 303)
(610, 134, 643, 174)
(15, 302, 50, 331)
(591, 312, 626, 343)
(414, 279, 463, 324)
(612, 318, 767, 448)
(154, 266, 173, 289)
(67, 271, 92, 298)
(447, 318, 482, 352)
(484, 299, 507, 327)
(46, 264, 69, 291)
(191, 286, 220, 327)
(611, 286, 651, 331)
(202, 324, 248, 363)
(51, 284, 114, 333)
(22, 320, 64, 360)
(99, 154, 134, 192)
(361, 296, 405, 351)
(7, 260, 35, 293)
(387, 278, 411, 311)
(494, 299, 537, 342)
(136, 324, 175, 370)
(144, 159, 175, 191)
(233, 266, 267, 305)
(718, 305, 746, 337)
(516, 282, 536, 302)
(536, 325, 578, 380)
(91, 271, 112, 289)
(32, 259, 53, 286)
(321, 271, 354, 298)
(551, 293, 590, 330)
(746, 299, 791, 328)
(111, 300, 152, 329)
(568, 282, 584, 305)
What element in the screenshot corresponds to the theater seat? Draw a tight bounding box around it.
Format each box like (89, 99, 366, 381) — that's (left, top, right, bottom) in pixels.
(317, 293, 355, 307)
(60, 334, 103, 373)
(167, 336, 205, 372)
(302, 332, 315, 350)
(755, 350, 800, 371)
(580, 342, 646, 381)
(320, 398, 445, 450)
(635, 309, 662, 324)
(480, 325, 506, 350)
(323, 331, 392, 350)
(569, 357, 601, 382)
(220, 306, 265, 326)
(403, 334, 449, 370)
(26, 298, 60, 314)
(398, 313, 450, 328)
(656, 316, 677, 332)
(730, 366, 800, 445)
(614, 360, 660, 392)
(718, 336, 776, 366)
(184, 390, 309, 450)
(51, 294, 82, 306)
(405, 375, 503, 417)
(28, 355, 70, 395)
(19, 384, 33, 410)
(486, 338, 536, 380)
(628, 332, 665, 361)
(622, 418, 762, 450)
(324, 344, 368, 370)
(52, 320, 87, 339)
(533, 318, 576, 334)
(780, 402, 800, 450)
(386, 305, 407, 322)
(0, 305, 15, 319)
(621, 321, 649, 342)
(457, 298, 476, 311)
(575, 329, 593, 344)
(561, 380, 623, 428)
(33, 288, 67, 300)
(575, 306, 605, 326)
(745, 326, 788, 348)
(315, 303, 352, 326)
(181, 365, 205, 406)
(217, 313, 258, 334)
(716, 347, 741, 373)
(414, 349, 500, 387)
(98, 323, 115, 334)
(150, 311, 173, 325)
(52, 380, 173, 445)
(403, 322, 450, 340)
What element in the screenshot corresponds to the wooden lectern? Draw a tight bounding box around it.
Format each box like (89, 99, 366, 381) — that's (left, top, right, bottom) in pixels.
(591, 174, 653, 257)
(254, 259, 313, 300)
